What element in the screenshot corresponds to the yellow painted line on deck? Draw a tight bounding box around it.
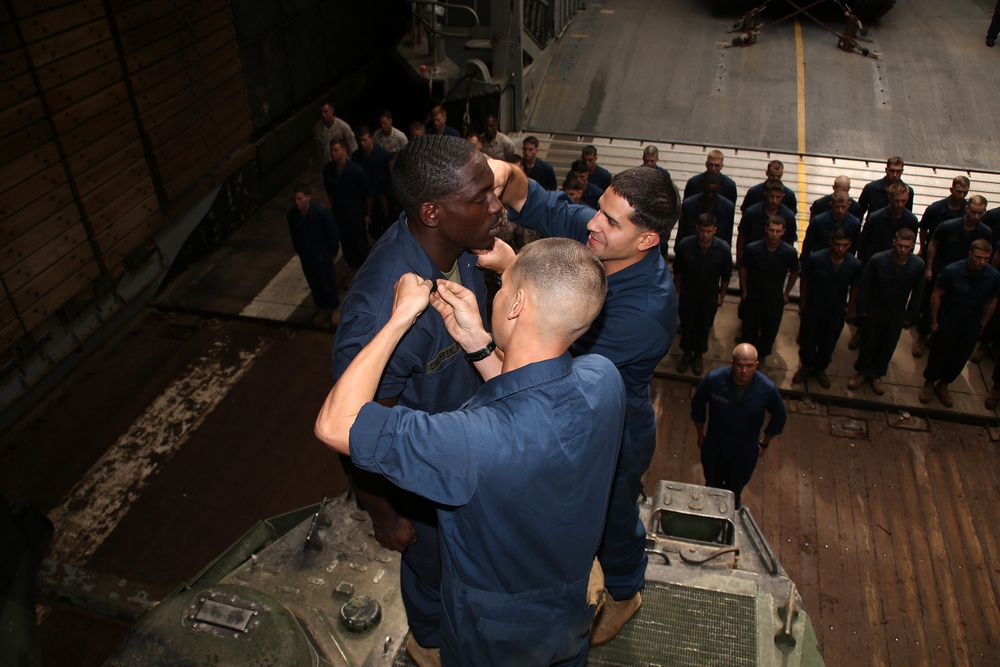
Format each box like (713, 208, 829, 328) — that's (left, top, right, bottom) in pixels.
(795, 20, 808, 236)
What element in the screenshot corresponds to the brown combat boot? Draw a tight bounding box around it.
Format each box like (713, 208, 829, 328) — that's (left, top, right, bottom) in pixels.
(590, 591, 642, 646)
(935, 382, 954, 408)
(847, 373, 866, 390)
(985, 383, 1000, 410)
(406, 635, 442, 667)
(918, 380, 934, 404)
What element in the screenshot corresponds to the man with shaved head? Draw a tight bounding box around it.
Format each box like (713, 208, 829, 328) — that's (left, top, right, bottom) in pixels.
(691, 343, 787, 509)
(316, 237, 626, 666)
(809, 175, 861, 222)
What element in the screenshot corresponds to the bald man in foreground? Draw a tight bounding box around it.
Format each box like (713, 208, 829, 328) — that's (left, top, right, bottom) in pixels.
(315, 238, 626, 666)
(691, 344, 787, 509)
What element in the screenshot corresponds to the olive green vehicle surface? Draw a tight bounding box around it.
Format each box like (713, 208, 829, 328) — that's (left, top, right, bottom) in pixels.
(107, 483, 824, 666)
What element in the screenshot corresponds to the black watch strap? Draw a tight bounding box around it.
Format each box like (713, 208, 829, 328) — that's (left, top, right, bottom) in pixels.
(465, 337, 496, 362)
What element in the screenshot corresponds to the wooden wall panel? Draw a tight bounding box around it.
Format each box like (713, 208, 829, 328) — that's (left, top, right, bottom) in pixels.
(50, 81, 130, 133)
(59, 100, 132, 154)
(0, 0, 254, 359)
(0, 141, 61, 189)
(0, 298, 24, 352)
(4, 72, 37, 105)
(43, 61, 123, 112)
(16, 0, 104, 42)
(33, 39, 116, 91)
(0, 202, 79, 267)
(24, 19, 111, 66)
(64, 122, 138, 174)
(0, 97, 46, 139)
(2, 226, 91, 293)
(12, 260, 101, 333)
(0, 118, 52, 159)
(0, 48, 29, 79)
(73, 139, 143, 195)
(0, 162, 65, 217)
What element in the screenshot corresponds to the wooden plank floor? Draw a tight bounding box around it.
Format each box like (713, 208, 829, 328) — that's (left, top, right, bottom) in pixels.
(646, 378, 1000, 666)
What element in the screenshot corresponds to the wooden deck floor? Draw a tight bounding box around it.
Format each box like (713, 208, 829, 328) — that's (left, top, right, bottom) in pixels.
(646, 377, 1000, 666)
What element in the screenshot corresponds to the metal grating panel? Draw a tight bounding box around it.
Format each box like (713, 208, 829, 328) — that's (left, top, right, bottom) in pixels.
(588, 581, 758, 667)
(392, 582, 758, 665)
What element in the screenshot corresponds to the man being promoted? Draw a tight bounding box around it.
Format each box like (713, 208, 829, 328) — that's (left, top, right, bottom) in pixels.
(919, 239, 1000, 407)
(330, 135, 501, 665)
(488, 161, 679, 646)
(315, 238, 626, 666)
(674, 213, 733, 376)
(691, 343, 787, 509)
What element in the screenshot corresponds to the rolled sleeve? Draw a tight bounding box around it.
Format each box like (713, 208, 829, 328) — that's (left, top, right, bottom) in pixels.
(350, 402, 478, 506)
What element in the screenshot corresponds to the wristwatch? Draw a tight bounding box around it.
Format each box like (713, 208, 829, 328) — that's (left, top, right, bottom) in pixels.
(465, 336, 496, 362)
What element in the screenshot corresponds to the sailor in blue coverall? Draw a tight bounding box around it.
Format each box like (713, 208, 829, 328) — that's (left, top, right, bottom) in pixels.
(691, 344, 787, 509)
(316, 238, 626, 666)
(494, 164, 679, 642)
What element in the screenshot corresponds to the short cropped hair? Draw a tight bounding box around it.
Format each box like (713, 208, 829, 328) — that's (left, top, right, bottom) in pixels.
(707, 149, 724, 161)
(562, 176, 584, 191)
(768, 159, 784, 171)
(888, 182, 909, 197)
(766, 214, 786, 229)
(830, 191, 850, 205)
(895, 228, 916, 242)
(293, 183, 311, 196)
(643, 145, 659, 157)
(523, 136, 540, 148)
(392, 135, 479, 218)
(608, 167, 680, 236)
(970, 238, 992, 254)
(510, 238, 607, 337)
(831, 226, 852, 241)
(969, 194, 988, 208)
(703, 172, 721, 187)
(887, 156, 904, 168)
(764, 179, 785, 194)
(953, 175, 970, 188)
(582, 145, 597, 157)
(570, 159, 589, 174)
(697, 212, 717, 228)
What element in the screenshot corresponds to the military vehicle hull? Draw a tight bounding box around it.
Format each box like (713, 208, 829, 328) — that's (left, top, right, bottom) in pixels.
(106, 481, 824, 666)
